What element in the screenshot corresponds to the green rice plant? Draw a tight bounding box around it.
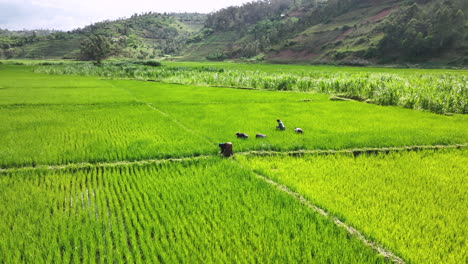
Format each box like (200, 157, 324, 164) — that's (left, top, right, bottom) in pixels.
(238, 148, 468, 264)
(0, 159, 390, 263)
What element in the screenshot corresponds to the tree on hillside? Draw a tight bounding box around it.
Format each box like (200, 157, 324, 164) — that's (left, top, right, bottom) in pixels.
(80, 35, 112, 63)
(377, 0, 466, 61)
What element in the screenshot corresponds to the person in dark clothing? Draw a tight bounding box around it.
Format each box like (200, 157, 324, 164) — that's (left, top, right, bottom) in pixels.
(276, 119, 285, 130)
(219, 142, 233, 157)
(236, 132, 249, 139)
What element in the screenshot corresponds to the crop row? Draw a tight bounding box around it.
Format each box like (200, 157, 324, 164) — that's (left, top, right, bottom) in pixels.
(0, 159, 389, 263)
(35, 63, 468, 114)
(237, 148, 468, 264)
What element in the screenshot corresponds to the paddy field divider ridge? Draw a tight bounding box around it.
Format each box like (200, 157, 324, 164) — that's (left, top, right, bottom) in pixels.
(1, 143, 466, 173)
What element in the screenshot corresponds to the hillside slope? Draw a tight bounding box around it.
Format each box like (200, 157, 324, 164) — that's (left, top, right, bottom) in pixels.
(0, 13, 206, 60)
(184, 0, 467, 65)
(0, 0, 466, 65)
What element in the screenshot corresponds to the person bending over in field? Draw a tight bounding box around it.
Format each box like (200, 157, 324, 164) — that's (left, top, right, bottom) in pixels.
(276, 119, 286, 131)
(219, 142, 233, 157)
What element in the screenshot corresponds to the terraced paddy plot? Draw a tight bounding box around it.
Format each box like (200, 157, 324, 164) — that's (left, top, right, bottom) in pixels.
(1, 65, 467, 168)
(238, 149, 468, 264)
(157, 100, 468, 152)
(0, 104, 213, 168)
(0, 160, 390, 263)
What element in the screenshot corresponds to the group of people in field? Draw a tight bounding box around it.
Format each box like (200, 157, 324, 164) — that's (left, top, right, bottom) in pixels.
(219, 119, 303, 157)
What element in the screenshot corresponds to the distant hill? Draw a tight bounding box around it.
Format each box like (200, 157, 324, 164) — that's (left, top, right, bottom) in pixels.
(0, 0, 466, 65)
(0, 13, 206, 60)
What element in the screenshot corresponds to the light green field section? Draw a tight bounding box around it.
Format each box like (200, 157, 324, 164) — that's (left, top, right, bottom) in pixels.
(238, 149, 468, 264)
(0, 66, 134, 105)
(0, 160, 389, 263)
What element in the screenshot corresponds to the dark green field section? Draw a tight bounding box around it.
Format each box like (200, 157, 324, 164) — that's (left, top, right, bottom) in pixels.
(0, 160, 389, 263)
(240, 149, 468, 264)
(0, 65, 467, 168)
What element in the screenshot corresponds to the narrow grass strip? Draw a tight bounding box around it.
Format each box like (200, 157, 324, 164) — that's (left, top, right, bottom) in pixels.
(237, 143, 468, 157)
(1, 143, 466, 173)
(0, 156, 211, 173)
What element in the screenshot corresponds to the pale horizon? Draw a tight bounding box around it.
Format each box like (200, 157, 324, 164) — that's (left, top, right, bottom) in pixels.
(0, 0, 253, 31)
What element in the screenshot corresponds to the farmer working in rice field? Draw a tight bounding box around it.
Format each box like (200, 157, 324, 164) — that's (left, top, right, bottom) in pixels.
(219, 142, 233, 157)
(276, 119, 285, 131)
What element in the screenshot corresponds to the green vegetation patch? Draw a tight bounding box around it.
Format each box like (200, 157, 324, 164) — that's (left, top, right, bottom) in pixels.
(157, 100, 468, 152)
(238, 148, 468, 264)
(0, 104, 213, 168)
(112, 79, 317, 105)
(0, 65, 134, 105)
(20, 38, 82, 59)
(1, 64, 467, 168)
(36, 62, 468, 114)
(0, 159, 389, 263)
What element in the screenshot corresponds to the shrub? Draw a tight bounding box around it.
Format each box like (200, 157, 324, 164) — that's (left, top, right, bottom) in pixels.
(206, 52, 227, 61)
(133, 60, 162, 67)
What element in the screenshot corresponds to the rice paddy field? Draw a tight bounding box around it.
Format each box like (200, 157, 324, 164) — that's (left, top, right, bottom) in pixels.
(0, 61, 467, 263)
(238, 149, 468, 264)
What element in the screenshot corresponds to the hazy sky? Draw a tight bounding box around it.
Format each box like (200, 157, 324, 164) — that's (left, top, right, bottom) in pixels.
(0, 0, 252, 31)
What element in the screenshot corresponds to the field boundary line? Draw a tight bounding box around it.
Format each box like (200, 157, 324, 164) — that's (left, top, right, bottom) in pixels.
(114, 82, 214, 144)
(1, 143, 466, 173)
(0, 155, 211, 173)
(251, 169, 406, 264)
(236, 143, 468, 157)
(144, 102, 213, 144)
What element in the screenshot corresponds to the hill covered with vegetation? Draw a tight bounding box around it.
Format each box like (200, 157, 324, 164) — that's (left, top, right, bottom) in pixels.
(0, 0, 466, 65)
(190, 0, 467, 65)
(0, 13, 206, 60)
